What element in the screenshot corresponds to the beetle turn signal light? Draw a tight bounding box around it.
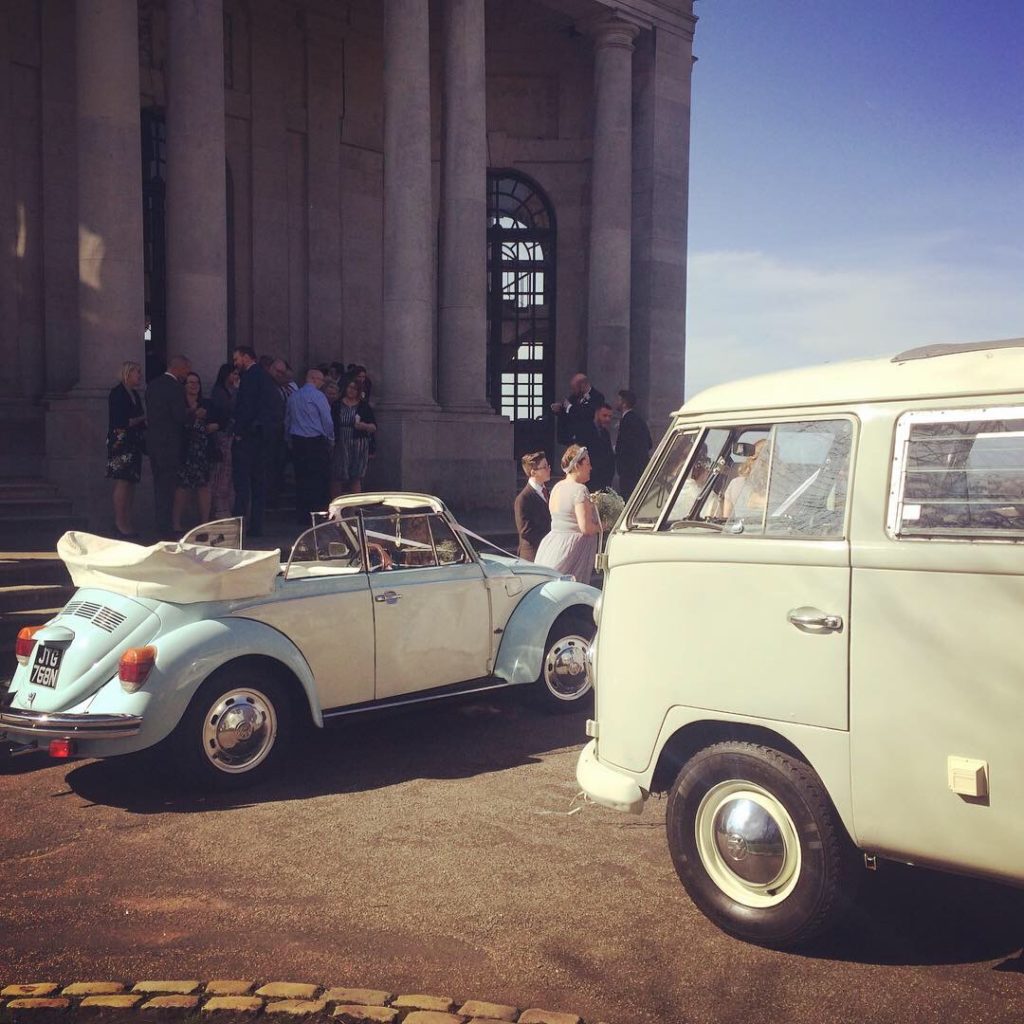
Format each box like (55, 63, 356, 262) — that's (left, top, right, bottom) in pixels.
(118, 646, 157, 692)
(15, 626, 45, 665)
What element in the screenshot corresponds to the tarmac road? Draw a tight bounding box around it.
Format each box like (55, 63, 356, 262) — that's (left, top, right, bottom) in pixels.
(2, 693, 1024, 1024)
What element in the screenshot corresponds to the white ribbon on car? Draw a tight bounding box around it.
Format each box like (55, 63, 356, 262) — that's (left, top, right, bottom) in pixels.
(454, 525, 519, 561)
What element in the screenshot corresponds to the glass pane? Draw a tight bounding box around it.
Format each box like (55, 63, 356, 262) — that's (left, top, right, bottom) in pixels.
(629, 431, 699, 528)
(429, 514, 469, 565)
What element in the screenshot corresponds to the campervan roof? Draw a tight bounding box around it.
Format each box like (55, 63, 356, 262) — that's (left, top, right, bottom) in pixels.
(680, 338, 1024, 416)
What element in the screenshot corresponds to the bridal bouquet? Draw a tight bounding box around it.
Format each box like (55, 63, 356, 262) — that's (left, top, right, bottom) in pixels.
(590, 487, 626, 532)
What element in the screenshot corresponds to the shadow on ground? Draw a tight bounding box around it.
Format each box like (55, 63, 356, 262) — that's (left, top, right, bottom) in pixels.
(62, 689, 588, 813)
(801, 860, 1024, 968)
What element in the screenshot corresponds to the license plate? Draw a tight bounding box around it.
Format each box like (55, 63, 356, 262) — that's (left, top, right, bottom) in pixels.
(29, 645, 64, 689)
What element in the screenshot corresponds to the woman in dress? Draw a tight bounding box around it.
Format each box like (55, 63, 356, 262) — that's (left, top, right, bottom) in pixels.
(208, 362, 239, 518)
(723, 437, 769, 524)
(330, 377, 377, 497)
(534, 444, 602, 582)
(173, 372, 220, 531)
(106, 360, 146, 538)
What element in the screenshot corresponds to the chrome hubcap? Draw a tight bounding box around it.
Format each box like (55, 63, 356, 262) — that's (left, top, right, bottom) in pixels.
(201, 688, 277, 774)
(695, 780, 801, 907)
(544, 633, 591, 701)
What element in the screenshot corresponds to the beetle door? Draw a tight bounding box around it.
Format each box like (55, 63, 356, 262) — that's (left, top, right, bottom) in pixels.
(363, 512, 492, 697)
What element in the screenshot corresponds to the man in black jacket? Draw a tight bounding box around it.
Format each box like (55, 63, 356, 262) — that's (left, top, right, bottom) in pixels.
(551, 372, 605, 447)
(231, 346, 277, 537)
(615, 389, 653, 498)
(146, 354, 191, 539)
(587, 403, 616, 492)
(513, 451, 552, 561)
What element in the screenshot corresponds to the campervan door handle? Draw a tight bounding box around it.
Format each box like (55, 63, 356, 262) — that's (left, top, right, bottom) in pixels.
(787, 607, 843, 633)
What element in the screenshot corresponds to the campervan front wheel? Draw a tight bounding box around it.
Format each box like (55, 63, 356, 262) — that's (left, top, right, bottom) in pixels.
(666, 741, 854, 949)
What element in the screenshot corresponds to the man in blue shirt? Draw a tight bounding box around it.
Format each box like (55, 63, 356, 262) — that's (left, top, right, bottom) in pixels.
(286, 368, 335, 524)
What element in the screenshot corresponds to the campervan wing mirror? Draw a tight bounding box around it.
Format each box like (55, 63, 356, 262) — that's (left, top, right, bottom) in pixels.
(732, 442, 757, 457)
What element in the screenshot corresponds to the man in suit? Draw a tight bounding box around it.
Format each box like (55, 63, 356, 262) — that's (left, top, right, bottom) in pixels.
(587, 403, 616, 492)
(551, 372, 605, 447)
(146, 354, 191, 539)
(615, 389, 653, 498)
(232, 345, 277, 538)
(513, 450, 552, 561)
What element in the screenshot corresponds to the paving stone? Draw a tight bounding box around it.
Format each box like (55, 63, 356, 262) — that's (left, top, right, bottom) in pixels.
(81, 995, 144, 1009)
(402, 1013, 466, 1024)
(519, 1012, 582, 1024)
(393, 994, 457, 1013)
(62, 982, 126, 996)
(323, 988, 392, 1007)
(458, 1000, 518, 1022)
(203, 996, 266, 1013)
(133, 980, 202, 995)
(3, 998, 71, 1010)
(332, 1006, 399, 1024)
(1, 984, 60, 998)
(206, 980, 257, 996)
(256, 983, 319, 1000)
(266, 999, 328, 1015)
(142, 995, 203, 1011)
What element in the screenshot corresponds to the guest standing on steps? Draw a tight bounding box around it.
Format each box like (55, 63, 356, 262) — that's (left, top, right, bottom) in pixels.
(106, 360, 146, 539)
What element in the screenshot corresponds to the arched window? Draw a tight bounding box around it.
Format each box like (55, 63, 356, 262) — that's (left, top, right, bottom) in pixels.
(487, 171, 556, 459)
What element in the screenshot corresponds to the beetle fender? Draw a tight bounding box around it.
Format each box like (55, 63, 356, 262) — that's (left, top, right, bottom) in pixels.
(493, 579, 598, 686)
(86, 616, 322, 752)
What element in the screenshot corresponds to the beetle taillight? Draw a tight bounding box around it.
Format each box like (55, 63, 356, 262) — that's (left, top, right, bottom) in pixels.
(118, 645, 157, 692)
(15, 626, 45, 665)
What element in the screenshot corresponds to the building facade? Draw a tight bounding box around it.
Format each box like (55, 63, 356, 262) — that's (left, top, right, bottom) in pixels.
(0, 0, 696, 525)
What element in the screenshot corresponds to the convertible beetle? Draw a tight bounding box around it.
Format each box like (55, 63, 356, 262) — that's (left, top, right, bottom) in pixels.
(1, 493, 599, 787)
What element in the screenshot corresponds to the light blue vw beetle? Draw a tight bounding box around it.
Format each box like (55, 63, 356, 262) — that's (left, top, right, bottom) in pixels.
(1, 493, 598, 788)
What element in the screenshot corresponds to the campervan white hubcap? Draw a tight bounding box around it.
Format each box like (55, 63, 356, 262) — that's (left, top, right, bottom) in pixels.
(694, 780, 802, 908)
(544, 634, 592, 701)
(202, 688, 278, 774)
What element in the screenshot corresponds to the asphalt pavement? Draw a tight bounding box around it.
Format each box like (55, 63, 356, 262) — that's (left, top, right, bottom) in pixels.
(2, 693, 1024, 1024)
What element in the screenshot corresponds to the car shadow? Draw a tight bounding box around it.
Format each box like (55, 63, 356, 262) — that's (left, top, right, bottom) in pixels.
(63, 689, 590, 814)
(804, 860, 1024, 967)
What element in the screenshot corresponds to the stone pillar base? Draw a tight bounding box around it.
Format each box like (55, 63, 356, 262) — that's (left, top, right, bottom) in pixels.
(370, 406, 514, 514)
(44, 389, 154, 532)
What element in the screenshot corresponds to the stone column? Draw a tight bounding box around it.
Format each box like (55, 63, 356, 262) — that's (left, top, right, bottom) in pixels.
(631, 20, 696, 432)
(48, 0, 145, 528)
(381, 0, 436, 408)
(438, 0, 489, 411)
(166, 0, 227, 383)
(76, 0, 145, 388)
(585, 14, 639, 398)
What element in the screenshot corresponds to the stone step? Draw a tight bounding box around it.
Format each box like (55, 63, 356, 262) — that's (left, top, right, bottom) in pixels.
(0, 556, 71, 588)
(0, 479, 62, 496)
(0, 584, 74, 616)
(0, 498, 75, 517)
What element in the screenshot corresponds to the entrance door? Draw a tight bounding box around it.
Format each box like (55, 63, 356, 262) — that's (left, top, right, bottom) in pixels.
(487, 172, 556, 464)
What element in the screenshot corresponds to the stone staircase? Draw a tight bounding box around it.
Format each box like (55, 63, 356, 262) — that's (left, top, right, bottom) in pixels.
(0, 554, 74, 663)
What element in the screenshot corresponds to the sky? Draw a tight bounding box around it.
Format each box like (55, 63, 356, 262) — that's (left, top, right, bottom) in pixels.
(684, 0, 1024, 398)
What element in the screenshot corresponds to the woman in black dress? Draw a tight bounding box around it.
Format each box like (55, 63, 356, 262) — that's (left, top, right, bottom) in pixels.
(106, 360, 146, 538)
(173, 372, 220, 531)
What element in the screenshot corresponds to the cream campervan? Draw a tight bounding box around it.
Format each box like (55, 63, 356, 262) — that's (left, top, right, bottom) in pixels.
(578, 339, 1024, 949)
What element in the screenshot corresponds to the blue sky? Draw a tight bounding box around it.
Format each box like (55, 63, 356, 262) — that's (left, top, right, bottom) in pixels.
(684, 0, 1024, 397)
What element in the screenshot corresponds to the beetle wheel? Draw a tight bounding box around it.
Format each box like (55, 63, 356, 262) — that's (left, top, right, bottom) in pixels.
(533, 610, 595, 712)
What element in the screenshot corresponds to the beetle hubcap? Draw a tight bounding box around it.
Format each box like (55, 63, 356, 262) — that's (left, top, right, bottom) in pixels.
(694, 780, 801, 907)
(544, 633, 591, 701)
(202, 688, 277, 774)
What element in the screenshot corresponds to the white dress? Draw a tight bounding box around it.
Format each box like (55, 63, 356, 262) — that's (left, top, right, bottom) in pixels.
(534, 481, 599, 582)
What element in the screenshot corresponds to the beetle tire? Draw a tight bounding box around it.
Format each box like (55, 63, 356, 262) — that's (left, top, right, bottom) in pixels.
(531, 609, 595, 713)
(173, 664, 292, 790)
(665, 741, 854, 949)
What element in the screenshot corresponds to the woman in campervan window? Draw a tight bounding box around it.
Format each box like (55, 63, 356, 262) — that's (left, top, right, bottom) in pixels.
(723, 438, 769, 522)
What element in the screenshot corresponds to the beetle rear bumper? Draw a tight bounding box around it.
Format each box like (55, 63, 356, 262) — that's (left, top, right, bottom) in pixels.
(0, 708, 144, 740)
(576, 739, 646, 814)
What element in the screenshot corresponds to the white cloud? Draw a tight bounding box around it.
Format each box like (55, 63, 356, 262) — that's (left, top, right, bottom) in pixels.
(685, 247, 1024, 399)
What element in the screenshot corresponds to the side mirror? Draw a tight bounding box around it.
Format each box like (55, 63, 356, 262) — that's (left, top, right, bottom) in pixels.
(732, 442, 756, 457)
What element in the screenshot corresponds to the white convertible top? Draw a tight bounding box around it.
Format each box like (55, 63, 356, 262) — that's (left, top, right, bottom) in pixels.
(57, 532, 280, 603)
